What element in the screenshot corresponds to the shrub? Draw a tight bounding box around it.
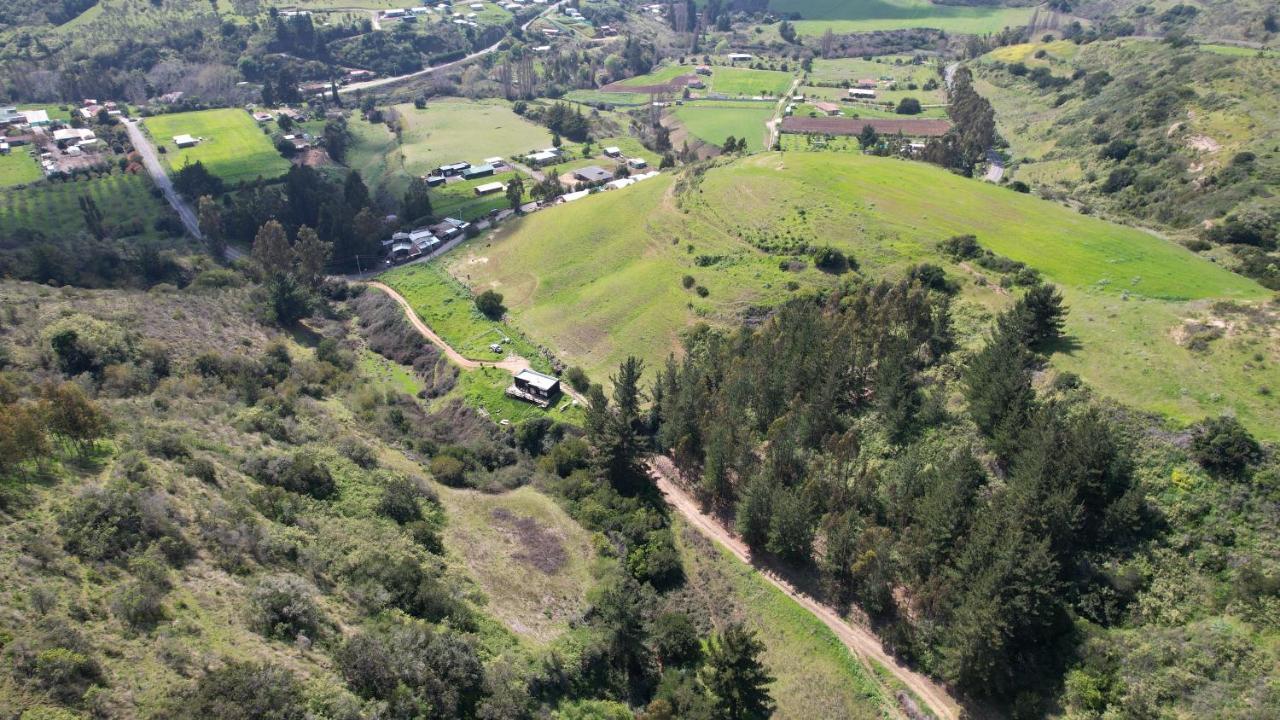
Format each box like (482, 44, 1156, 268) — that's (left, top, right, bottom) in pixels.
(186, 457, 219, 484)
(242, 451, 336, 499)
(563, 366, 590, 393)
(475, 290, 505, 319)
(58, 483, 187, 563)
(337, 436, 378, 468)
(681, 274, 696, 289)
(377, 475, 432, 524)
(430, 455, 467, 486)
(940, 234, 981, 260)
(895, 97, 922, 115)
(336, 619, 484, 718)
(812, 246, 851, 274)
(43, 314, 134, 377)
(249, 574, 323, 642)
(1190, 416, 1262, 477)
(694, 285, 710, 298)
(181, 662, 307, 720)
(34, 648, 102, 703)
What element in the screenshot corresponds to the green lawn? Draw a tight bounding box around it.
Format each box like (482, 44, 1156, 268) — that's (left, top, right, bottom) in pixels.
(430, 174, 527, 223)
(673, 105, 776, 151)
(0, 150, 42, 188)
(447, 152, 1279, 437)
(377, 262, 548, 368)
(143, 108, 291, 185)
(616, 63, 697, 87)
(766, 0, 1035, 35)
(0, 172, 170, 240)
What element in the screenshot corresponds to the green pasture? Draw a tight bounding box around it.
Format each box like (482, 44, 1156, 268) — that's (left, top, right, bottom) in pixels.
(1199, 44, 1279, 59)
(143, 108, 291, 185)
(565, 89, 650, 106)
(0, 172, 170, 240)
(395, 99, 555, 178)
(377, 262, 548, 368)
(0, 150, 42, 188)
(448, 152, 1278, 437)
(705, 66, 795, 97)
(615, 64, 696, 87)
(766, 0, 1035, 35)
(672, 105, 775, 151)
(430, 174, 528, 222)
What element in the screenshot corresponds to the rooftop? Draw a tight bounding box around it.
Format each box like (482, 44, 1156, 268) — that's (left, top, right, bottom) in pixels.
(515, 369, 560, 392)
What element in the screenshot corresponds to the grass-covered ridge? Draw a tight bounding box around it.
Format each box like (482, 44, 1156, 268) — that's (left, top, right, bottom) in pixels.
(449, 152, 1278, 436)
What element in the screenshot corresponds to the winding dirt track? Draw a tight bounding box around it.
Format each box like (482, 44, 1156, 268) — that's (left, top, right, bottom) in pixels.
(365, 280, 588, 405)
(648, 456, 964, 720)
(369, 282, 959, 718)
(366, 281, 530, 373)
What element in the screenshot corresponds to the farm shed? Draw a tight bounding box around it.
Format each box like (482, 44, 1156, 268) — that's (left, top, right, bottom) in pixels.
(813, 102, 842, 116)
(728, 53, 753, 62)
(848, 88, 877, 99)
(603, 146, 622, 157)
(173, 134, 199, 148)
(462, 163, 495, 180)
(436, 161, 471, 177)
(474, 181, 505, 195)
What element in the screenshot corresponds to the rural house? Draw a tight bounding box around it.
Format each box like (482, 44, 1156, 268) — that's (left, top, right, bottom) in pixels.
(436, 161, 471, 177)
(573, 165, 613, 184)
(813, 102, 842, 116)
(506, 369, 561, 407)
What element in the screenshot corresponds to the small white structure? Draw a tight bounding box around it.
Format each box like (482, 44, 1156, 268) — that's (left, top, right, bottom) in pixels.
(627, 157, 648, 169)
(727, 53, 753, 62)
(474, 181, 505, 195)
(603, 146, 622, 157)
(848, 88, 877, 99)
(173, 134, 199, 148)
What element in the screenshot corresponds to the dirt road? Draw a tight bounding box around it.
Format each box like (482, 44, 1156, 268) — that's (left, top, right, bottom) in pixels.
(366, 281, 530, 372)
(364, 280, 589, 405)
(648, 457, 964, 720)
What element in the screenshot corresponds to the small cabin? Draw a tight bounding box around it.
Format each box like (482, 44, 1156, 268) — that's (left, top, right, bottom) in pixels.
(506, 369, 561, 407)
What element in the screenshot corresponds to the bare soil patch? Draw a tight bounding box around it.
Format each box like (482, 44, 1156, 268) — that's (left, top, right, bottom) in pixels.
(491, 507, 567, 574)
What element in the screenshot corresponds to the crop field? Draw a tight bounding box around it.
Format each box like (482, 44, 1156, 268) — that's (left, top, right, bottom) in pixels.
(378, 262, 549, 369)
(143, 108, 291, 185)
(0, 172, 170, 240)
(0, 151, 42, 188)
(766, 0, 1035, 35)
(395, 99, 555, 177)
(672, 104, 775, 151)
(448, 152, 1279, 437)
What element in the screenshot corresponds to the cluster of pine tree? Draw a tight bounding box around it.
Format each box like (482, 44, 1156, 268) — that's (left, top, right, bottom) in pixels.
(640, 273, 1155, 709)
(922, 66, 996, 176)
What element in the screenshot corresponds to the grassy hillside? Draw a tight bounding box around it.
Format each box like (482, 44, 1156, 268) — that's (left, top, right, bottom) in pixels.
(143, 108, 291, 185)
(447, 152, 1280, 437)
(672, 104, 776, 151)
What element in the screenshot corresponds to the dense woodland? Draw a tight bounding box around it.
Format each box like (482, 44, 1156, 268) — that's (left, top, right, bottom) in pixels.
(641, 266, 1277, 716)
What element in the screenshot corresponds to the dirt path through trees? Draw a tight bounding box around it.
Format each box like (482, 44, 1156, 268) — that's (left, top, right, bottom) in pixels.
(647, 456, 964, 720)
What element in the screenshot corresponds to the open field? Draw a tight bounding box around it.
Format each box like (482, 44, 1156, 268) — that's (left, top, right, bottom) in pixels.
(674, 519, 887, 719)
(0, 172, 170, 240)
(396, 100, 555, 179)
(379, 261, 549, 369)
(0, 150, 42, 187)
(1199, 44, 1279, 59)
(766, 0, 1036, 35)
(430, 174, 527, 222)
(704, 66, 795, 97)
(447, 152, 1279, 437)
(564, 89, 651, 106)
(672, 105, 775, 151)
(143, 108, 291, 185)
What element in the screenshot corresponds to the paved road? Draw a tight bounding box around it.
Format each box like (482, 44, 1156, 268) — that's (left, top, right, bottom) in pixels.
(340, 1, 563, 95)
(648, 456, 963, 720)
(125, 119, 247, 261)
